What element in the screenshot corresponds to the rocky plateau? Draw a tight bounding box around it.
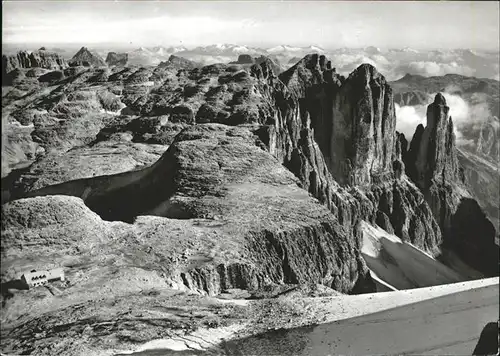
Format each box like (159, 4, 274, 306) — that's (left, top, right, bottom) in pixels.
(1, 48, 499, 355)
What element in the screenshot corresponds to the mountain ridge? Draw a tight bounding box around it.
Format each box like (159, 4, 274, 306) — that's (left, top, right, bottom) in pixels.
(1, 51, 498, 355)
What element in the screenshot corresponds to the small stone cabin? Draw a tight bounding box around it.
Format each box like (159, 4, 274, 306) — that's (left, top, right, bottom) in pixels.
(21, 268, 65, 288)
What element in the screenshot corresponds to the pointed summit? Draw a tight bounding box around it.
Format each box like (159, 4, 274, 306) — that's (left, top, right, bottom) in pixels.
(69, 47, 106, 67)
(405, 92, 459, 189)
(434, 92, 447, 106)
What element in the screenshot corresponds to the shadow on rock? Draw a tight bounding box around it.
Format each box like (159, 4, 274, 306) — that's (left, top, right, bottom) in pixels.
(450, 198, 499, 277)
(1, 279, 29, 306)
(473, 321, 499, 356)
(114, 348, 205, 356)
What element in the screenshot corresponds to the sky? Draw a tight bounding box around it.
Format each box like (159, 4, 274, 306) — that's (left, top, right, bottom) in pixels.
(2, 1, 499, 50)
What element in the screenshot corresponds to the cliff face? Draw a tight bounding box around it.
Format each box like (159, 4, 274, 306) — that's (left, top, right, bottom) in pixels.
(159, 55, 200, 70)
(105, 52, 128, 66)
(407, 94, 461, 190)
(2, 49, 67, 78)
(13, 55, 446, 259)
(253, 55, 442, 253)
(2, 52, 499, 356)
(4, 53, 497, 300)
(403, 94, 498, 276)
(278, 55, 396, 187)
(393, 90, 431, 107)
(7, 125, 373, 295)
(404, 94, 465, 231)
(331, 63, 396, 186)
(476, 117, 500, 162)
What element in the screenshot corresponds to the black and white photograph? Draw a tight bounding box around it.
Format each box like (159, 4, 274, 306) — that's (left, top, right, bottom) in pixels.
(1, 1, 499, 355)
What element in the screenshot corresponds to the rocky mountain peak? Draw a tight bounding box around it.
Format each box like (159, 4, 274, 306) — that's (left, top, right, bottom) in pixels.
(158, 55, 199, 70)
(278, 53, 341, 99)
(73, 46, 90, 57)
(398, 93, 498, 277)
(69, 47, 106, 67)
(348, 63, 380, 80)
(426, 93, 450, 129)
(328, 63, 394, 186)
(105, 52, 128, 67)
(236, 54, 254, 64)
(229, 55, 283, 75)
(276, 57, 397, 187)
(405, 92, 460, 189)
(248, 56, 283, 81)
(295, 53, 333, 72)
(434, 92, 447, 106)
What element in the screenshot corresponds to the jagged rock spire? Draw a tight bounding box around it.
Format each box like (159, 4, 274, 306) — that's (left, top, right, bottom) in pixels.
(330, 63, 396, 186)
(406, 93, 459, 189)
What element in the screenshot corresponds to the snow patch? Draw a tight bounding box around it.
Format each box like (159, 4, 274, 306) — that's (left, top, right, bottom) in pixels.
(361, 221, 467, 290)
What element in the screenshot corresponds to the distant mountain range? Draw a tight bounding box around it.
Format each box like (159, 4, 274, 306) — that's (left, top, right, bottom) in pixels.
(1, 47, 499, 355)
(3, 44, 499, 80)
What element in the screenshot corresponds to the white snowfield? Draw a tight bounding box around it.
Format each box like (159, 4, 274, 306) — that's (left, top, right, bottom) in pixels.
(360, 220, 474, 290)
(316, 276, 498, 324)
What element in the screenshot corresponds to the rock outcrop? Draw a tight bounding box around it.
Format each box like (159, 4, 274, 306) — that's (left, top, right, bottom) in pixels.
(105, 52, 128, 66)
(393, 90, 431, 106)
(230, 55, 283, 74)
(278, 56, 395, 187)
(7, 125, 373, 295)
(234, 54, 254, 64)
(2, 49, 67, 80)
(3, 52, 499, 356)
(476, 117, 500, 162)
(458, 148, 500, 231)
(249, 55, 442, 254)
(403, 94, 498, 276)
(406, 93, 461, 190)
(159, 55, 199, 70)
(3, 53, 497, 292)
(69, 47, 106, 67)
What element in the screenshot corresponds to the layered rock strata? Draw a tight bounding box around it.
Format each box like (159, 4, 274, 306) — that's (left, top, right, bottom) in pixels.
(2, 49, 67, 80)
(3, 125, 374, 295)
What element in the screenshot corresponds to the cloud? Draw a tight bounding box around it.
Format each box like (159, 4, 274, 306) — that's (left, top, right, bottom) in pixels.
(442, 93, 469, 124)
(329, 53, 396, 79)
(326, 52, 489, 81)
(395, 92, 493, 147)
(397, 61, 476, 77)
(395, 103, 427, 139)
